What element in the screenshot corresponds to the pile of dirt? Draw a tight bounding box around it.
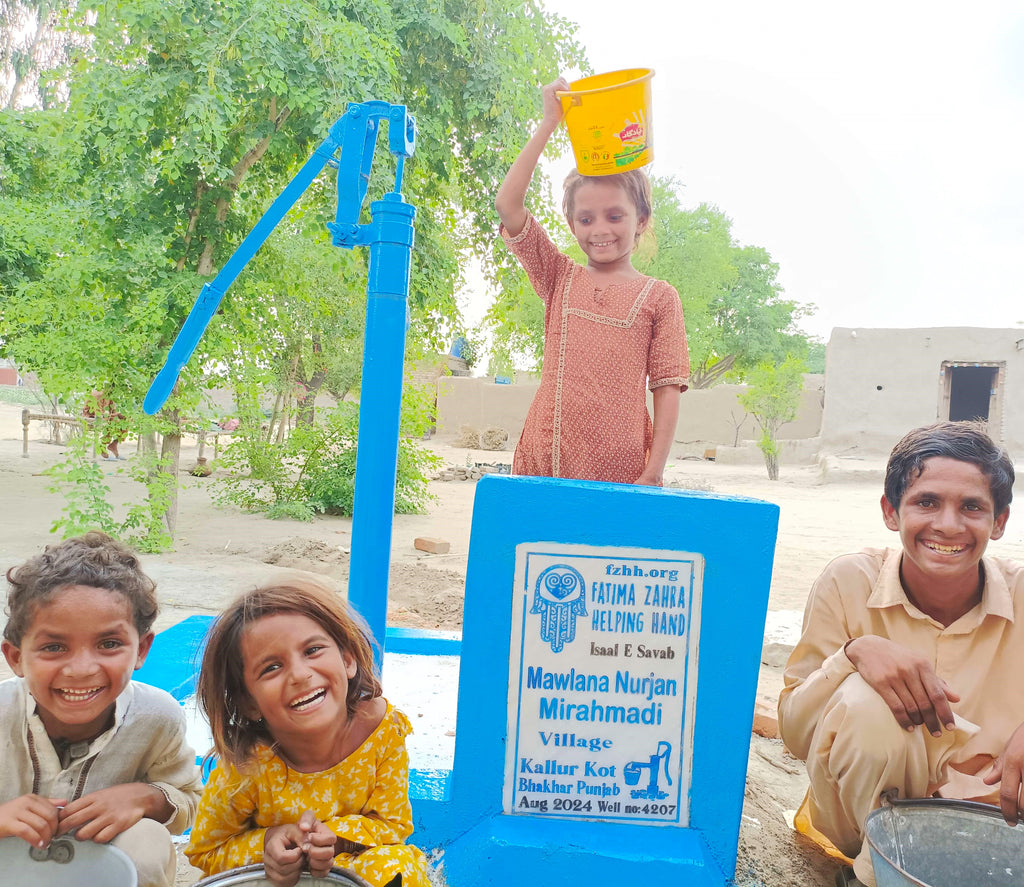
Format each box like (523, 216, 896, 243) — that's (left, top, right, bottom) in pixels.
(450, 424, 510, 451)
(263, 537, 466, 629)
(385, 562, 466, 629)
(264, 537, 349, 577)
(434, 462, 510, 482)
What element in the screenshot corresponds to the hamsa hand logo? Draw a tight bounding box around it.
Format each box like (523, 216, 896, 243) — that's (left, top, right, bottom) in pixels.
(531, 564, 587, 653)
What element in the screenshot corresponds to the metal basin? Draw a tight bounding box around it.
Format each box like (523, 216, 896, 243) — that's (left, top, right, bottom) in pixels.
(865, 798, 1024, 886)
(195, 865, 372, 886)
(0, 836, 137, 885)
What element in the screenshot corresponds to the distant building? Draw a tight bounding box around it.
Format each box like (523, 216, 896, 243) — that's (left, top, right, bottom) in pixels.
(821, 327, 1024, 456)
(0, 359, 21, 386)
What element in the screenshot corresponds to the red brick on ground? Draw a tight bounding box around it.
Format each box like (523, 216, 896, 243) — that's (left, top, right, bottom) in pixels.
(752, 697, 780, 739)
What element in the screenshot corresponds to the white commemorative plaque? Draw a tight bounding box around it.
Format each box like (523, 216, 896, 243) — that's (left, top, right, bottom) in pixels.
(503, 542, 703, 826)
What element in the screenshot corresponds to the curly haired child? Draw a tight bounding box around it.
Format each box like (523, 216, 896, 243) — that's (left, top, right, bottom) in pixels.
(0, 532, 202, 887)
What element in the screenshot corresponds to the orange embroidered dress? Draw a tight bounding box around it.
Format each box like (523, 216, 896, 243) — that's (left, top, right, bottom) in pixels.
(502, 213, 689, 483)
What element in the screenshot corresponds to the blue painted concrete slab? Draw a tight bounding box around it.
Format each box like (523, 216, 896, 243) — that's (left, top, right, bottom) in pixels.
(135, 614, 212, 702)
(385, 626, 461, 655)
(412, 474, 779, 887)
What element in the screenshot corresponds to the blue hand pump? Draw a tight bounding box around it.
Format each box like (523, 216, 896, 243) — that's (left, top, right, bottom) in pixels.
(144, 102, 417, 665)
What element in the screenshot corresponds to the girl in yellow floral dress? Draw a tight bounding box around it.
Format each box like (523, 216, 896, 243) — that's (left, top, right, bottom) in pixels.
(185, 581, 429, 887)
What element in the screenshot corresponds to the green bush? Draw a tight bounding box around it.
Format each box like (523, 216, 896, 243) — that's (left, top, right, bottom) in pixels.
(267, 500, 317, 521)
(44, 429, 175, 552)
(45, 433, 117, 538)
(215, 401, 441, 519)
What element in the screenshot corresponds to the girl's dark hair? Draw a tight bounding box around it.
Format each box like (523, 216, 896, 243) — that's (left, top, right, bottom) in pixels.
(196, 579, 381, 767)
(884, 421, 1015, 514)
(562, 167, 653, 237)
(4, 531, 157, 645)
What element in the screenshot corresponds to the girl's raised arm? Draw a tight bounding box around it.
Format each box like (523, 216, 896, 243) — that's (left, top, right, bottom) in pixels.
(495, 78, 570, 237)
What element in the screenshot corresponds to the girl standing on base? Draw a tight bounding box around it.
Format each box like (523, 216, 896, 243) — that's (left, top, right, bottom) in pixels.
(185, 581, 429, 887)
(496, 78, 689, 486)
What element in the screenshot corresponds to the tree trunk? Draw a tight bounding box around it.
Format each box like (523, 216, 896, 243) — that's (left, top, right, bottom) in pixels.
(196, 101, 291, 276)
(690, 354, 737, 389)
(159, 411, 181, 537)
(730, 410, 748, 447)
(265, 388, 283, 442)
(176, 181, 207, 272)
(138, 431, 158, 456)
(275, 390, 290, 445)
(296, 364, 326, 426)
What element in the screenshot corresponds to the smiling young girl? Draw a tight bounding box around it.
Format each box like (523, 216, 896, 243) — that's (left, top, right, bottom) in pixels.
(496, 78, 689, 486)
(185, 581, 428, 887)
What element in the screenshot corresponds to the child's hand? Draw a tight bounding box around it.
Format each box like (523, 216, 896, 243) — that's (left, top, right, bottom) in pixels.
(541, 78, 571, 129)
(0, 794, 66, 848)
(846, 635, 959, 736)
(983, 721, 1024, 825)
(263, 823, 307, 887)
(635, 465, 664, 487)
(57, 783, 168, 843)
(297, 810, 338, 878)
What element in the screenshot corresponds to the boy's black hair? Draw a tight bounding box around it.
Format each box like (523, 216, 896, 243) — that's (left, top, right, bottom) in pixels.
(884, 421, 1014, 514)
(4, 531, 158, 645)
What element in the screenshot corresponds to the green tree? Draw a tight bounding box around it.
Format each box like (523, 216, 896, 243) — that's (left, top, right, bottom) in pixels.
(1, 0, 77, 109)
(639, 181, 814, 386)
(738, 355, 807, 480)
(1, 0, 583, 542)
(805, 338, 826, 373)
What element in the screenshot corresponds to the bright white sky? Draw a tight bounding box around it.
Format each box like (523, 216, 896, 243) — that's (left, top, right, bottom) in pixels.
(471, 0, 1024, 342)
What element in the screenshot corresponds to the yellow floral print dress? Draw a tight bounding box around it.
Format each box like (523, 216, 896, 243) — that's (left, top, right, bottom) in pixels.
(186, 703, 429, 886)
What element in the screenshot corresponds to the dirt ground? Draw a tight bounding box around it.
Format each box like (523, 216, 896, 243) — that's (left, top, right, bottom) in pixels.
(3, 402, 1022, 886)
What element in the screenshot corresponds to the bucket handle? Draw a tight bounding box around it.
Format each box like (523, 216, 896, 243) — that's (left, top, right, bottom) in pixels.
(555, 90, 582, 109)
(556, 68, 655, 115)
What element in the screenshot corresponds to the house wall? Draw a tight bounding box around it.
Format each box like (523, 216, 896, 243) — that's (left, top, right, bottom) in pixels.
(436, 376, 539, 442)
(821, 327, 1024, 456)
(676, 377, 823, 445)
(436, 374, 825, 447)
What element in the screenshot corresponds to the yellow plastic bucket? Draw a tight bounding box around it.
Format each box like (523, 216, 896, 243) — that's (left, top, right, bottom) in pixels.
(558, 68, 654, 176)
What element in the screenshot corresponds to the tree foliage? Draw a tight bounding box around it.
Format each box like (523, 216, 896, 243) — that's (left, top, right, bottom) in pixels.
(738, 354, 807, 480)
(0, 0, 584, 540)
(804, 338, 826, 373)
(213, 401, 442, 520)
(1, 0, 78, 109)
(640, 180, 814, 386)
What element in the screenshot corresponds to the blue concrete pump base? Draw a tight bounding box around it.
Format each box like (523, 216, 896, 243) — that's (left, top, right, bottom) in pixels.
(413, 474, 779, 887)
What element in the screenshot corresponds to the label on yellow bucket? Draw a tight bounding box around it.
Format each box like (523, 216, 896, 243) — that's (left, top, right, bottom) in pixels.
(560, 69, 654, 176)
